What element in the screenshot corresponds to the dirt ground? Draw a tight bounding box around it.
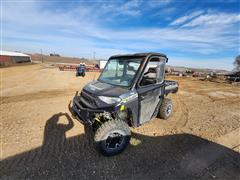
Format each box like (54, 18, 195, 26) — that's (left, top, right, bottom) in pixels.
(1, 64, 240, 179)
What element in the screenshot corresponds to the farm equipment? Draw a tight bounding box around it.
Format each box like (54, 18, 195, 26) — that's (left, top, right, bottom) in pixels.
(225, 71, 240, 83)
(57, 63, 100, 72)
(69, 53, 178, 156)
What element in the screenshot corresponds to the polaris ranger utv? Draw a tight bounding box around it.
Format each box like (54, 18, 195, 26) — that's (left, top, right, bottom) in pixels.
(70, 53, 178, 156)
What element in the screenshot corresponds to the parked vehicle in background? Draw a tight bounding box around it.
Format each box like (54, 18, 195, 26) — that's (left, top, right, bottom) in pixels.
(76, 63, 86, 77)
(225, 71, 240, 83)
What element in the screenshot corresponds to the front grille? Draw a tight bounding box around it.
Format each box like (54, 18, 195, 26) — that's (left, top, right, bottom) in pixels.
(80, 90, 97, 107)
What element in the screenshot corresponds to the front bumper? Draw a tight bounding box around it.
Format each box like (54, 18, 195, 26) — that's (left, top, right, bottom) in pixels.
(69, 96, 105, 125)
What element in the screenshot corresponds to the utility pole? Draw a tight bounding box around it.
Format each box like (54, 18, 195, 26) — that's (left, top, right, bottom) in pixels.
(40, 49, 43, 63)
(93, 51, 96, 61)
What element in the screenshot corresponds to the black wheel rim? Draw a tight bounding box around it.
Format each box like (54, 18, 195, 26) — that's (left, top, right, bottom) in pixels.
(105, 132, 124, 149)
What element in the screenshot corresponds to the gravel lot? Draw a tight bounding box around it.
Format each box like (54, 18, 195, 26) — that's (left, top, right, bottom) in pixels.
(1, 64, 240, 179)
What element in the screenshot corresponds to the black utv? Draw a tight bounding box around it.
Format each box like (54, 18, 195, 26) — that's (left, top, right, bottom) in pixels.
(70, 53, 178, 156)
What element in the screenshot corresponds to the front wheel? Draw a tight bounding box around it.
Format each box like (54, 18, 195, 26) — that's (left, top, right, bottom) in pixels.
(94, 119, 131, 156)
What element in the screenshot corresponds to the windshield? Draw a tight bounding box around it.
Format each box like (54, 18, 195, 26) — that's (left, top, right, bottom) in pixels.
(98, 58, 143, 87)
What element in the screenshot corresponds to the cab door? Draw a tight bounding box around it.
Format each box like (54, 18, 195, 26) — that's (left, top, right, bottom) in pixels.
(137, 57, 166, 124)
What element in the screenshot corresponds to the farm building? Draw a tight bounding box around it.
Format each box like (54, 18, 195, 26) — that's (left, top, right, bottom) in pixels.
(0, 51, 31, 66)
(99, 59, 108, 69)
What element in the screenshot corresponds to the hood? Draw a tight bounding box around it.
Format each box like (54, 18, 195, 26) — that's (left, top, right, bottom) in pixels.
(83, 80, 129, 97)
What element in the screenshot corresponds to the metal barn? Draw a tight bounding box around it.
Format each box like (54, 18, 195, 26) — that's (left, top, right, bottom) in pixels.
(0, 51, 31, 66)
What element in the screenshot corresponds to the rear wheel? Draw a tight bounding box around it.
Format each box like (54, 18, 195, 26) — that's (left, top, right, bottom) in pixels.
(94, 119, 131, 156)
(158, 98, 173, 119)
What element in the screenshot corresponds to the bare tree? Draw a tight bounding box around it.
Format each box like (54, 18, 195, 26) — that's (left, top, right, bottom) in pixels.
(234, 55, 240, 71)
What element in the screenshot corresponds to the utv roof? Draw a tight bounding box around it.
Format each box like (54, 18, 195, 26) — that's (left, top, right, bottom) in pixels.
(110, 52, 167, 59)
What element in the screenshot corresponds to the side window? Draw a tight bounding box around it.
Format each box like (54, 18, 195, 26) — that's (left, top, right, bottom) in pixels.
(140, 57, 165, 86)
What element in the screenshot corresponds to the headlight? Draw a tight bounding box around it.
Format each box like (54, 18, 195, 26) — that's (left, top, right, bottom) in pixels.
(98, 96, 121, 104)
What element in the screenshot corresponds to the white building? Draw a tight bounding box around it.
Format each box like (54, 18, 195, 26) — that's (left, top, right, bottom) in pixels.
(99, 59, 108, 69)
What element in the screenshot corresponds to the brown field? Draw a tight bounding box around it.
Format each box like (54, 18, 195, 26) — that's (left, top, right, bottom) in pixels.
(30, 53, 98, 64)
(1, 64, 240, 179)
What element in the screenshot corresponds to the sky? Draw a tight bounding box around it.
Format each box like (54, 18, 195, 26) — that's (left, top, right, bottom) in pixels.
(1, 0, 240, 70)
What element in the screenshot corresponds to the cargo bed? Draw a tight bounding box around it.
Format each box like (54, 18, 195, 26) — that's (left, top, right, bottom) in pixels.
(165, 80, 179, 94)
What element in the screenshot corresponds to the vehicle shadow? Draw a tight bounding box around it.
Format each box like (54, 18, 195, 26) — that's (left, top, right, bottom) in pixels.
(1, 113, 239, 179)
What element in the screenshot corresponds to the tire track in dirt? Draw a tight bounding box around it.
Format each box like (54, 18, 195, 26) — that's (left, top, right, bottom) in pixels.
(1, 89, 78, 104)
(173, 79, 193, 129)
(175, 94, 189, 128)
